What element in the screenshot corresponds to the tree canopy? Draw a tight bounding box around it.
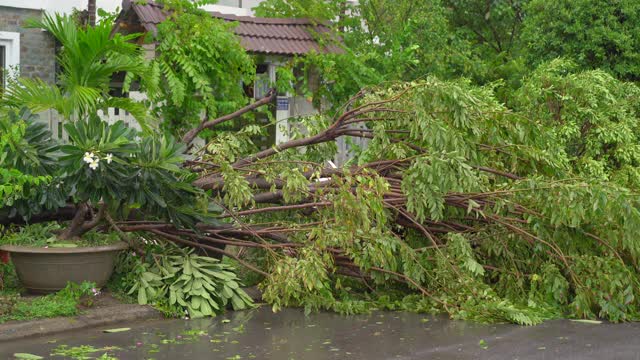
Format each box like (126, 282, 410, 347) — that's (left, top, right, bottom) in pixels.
(522, 0, 640, 81)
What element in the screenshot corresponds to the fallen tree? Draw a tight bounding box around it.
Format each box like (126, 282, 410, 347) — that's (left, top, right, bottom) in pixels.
(4, 73, 640, 324)
(122, 77, 640, 324)
(3, 2, 639, 324)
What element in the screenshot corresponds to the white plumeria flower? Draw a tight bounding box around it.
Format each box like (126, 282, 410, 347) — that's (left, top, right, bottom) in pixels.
(83, 152, 95, 164)
(89, 159, 99, 170)
(105, 153, 114, 164)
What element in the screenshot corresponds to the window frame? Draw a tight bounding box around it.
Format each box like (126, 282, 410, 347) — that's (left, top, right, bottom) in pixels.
(0, 31, 21, 88)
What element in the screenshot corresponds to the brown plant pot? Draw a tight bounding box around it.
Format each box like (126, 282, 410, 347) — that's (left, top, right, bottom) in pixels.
(0, 242, 129, 294)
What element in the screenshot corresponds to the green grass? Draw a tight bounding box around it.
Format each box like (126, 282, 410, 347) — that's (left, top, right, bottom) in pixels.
(4, 295, 79, 322)
(0, 262, 82, 322)
(0, 281, 96, 323)
(0, 262, 20, 295)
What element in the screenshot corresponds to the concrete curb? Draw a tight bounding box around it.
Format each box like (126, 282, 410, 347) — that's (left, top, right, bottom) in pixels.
(0, 304, 161, 342)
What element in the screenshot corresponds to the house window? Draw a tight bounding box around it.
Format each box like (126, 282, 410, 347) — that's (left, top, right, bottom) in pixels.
(0, 31, 20, 89)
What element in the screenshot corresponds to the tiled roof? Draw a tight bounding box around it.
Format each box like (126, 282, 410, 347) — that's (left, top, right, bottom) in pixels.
(125, 1, 343, 56)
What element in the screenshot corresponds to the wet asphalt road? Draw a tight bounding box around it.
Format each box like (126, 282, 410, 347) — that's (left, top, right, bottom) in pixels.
(1, 307, 640, 359)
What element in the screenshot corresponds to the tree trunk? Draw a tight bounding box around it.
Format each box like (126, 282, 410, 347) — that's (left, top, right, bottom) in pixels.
(57, 203, 105, 240)
(87, 0, 96, 27)
(58, 204, 89, 240)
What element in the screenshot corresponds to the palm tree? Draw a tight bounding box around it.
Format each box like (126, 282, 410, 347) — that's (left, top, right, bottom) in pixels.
(1, 13, 156, 131)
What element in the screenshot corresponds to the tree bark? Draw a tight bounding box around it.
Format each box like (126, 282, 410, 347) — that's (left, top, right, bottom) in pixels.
(57, 203, 106, 240)
(58, 204, 89, 240)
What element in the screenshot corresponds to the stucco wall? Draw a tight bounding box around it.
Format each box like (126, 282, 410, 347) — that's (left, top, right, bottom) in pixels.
(0, 6, 56, 83)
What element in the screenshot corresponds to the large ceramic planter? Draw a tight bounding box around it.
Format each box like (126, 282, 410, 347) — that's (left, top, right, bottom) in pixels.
(0, 242, 128, 294)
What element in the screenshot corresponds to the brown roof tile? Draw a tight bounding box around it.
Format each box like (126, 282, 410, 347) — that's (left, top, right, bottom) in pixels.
(126, 1, 343, 56)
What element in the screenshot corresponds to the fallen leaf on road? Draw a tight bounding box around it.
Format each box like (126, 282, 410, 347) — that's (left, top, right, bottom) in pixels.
(103, 328, 131, 333)
(570, 320, 602, 324)
(13, 353, 44, 359)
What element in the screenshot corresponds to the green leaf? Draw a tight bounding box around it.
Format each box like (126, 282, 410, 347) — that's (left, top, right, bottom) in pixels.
(191, 296, 202, 310)
(138, 288, 148, 304)
(230, 294, 247, 310)
(200, 300, 213, 316)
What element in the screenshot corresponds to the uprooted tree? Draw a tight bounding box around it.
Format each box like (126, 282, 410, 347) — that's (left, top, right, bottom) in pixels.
(4, 67, 640, 324)
(111, 69, 640, 324)
(4, 5, 640, 324)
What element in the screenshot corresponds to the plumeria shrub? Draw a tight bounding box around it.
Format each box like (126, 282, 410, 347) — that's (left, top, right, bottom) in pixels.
(0, 13, 211, 242)
(0, 111, 208, 242)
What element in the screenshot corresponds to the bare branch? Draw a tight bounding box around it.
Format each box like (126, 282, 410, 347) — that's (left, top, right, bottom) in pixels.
(182, 88, 277, 145)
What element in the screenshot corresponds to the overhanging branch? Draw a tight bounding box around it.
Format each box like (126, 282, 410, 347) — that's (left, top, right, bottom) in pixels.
(182, 88, 277, 145)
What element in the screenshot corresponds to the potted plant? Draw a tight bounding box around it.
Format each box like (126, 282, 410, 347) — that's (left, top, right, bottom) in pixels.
(0, 111, 204, 292)
(0, 14, 205, 293)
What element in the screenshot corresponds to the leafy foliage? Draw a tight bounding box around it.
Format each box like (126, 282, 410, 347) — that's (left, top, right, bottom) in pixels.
(254, 0, 348, 21)
(199, 76, 640, 325)
(0, 223, 121, 248)
(126, 246, 253, 318)
(4, 0, 640, 327)
(521, 0, 640, 81)
(517, 59, 640, 187)
(0, 108, 63, 218)
(255, 0, 523, 108)
(150, 0, 255, 137)
(0, 262, 19, 295)
(0, 108, 59, 175)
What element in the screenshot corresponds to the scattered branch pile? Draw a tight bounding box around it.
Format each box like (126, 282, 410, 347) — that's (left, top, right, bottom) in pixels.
(5, 7, 640, 325)
(118, 77, 640, 324)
